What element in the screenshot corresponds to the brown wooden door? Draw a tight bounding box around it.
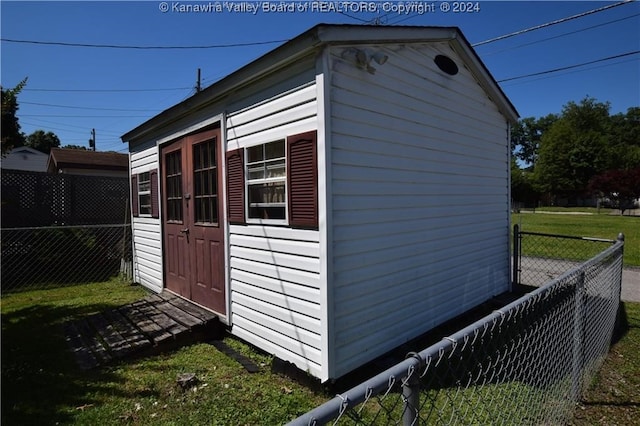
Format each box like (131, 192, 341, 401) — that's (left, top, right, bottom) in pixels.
(162, 128, 225, 314)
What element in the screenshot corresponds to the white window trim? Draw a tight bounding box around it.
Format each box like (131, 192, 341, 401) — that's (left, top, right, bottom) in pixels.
(245, 140, 288, 226)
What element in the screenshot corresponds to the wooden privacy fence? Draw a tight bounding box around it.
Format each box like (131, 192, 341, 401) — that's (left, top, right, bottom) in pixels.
(1, 170, 129, 227)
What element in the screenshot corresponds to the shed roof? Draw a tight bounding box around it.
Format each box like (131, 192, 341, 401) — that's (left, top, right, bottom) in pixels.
(47, 148, 128, 172)
(122, 24, 519, 144)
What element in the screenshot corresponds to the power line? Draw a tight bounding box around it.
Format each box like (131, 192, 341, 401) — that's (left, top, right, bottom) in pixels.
(1, 37, 288, 49)
(482, 13, 640, 56)
(472, 0, 633, 46)
(500, 57, 639, 87)
(20, 121, 122, 137)
(23, 87, 191, 93)
(19, 114, 152, 118)
(497, 50, 640, 83)
(21, 100, 162, 112)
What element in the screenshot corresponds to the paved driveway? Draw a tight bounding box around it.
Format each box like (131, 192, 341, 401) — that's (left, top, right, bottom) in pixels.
(517, 256, 639, 302)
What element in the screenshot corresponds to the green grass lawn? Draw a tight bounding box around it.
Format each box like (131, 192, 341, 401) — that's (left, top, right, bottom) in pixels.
(571, 302, 640, 425)
(3, 281, 636, 425)
(512, 211, 639, 267)
(0, 280, 327, 425)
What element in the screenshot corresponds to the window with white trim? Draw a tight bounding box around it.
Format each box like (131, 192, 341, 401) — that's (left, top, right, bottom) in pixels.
(246, 140, 286, 222)
(138, 171, 152, 216)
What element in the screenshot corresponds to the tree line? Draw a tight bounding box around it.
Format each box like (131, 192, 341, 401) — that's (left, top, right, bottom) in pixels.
(1, 79, 87, 157)
(511, 96, 640, 213)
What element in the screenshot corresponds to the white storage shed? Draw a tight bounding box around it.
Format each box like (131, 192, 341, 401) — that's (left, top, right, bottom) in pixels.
(122, 24, 519, 382)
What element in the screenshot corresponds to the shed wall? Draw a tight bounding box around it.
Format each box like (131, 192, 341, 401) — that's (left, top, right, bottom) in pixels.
(226, 82, 324, 378)
(130, 142, 163, 293)
(328, 42, 511, 377)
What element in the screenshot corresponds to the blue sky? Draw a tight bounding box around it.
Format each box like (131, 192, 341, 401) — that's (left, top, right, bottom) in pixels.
(1, 1, 639, 153)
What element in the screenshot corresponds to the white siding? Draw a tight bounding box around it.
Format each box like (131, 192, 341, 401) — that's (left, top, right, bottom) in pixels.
(226, 82, 323, 378)
(328, 42, 511, 378)
(130, 145, 163, 293)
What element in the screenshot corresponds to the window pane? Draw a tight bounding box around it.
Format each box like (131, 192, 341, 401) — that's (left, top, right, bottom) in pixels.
(248, 166, 265, 180)
(249, 182, 285, 204)
(266, 159, 285, 178)
(247, 145, 264, 163)
(249, 205, 285, 220)
(265, 140, 285, 160)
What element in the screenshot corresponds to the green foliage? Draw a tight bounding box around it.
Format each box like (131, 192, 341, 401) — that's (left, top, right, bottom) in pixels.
(63, 144, 88, 150)
(25, 129, 61, 154)
(511, 97, 640, 203)
(1, 78, 28, 156)
(511, 114, 557, 167)
(533, 98, 610, 196)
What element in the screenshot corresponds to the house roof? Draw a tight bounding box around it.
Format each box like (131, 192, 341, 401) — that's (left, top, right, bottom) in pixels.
(47, 148, 128, 171)
(1, 146, 49, 172)
(122, 24, 519, 144)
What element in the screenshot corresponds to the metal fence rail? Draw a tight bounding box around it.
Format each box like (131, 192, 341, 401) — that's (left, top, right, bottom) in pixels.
(1, 224, 132, 294)
(290, 236, 624, 425)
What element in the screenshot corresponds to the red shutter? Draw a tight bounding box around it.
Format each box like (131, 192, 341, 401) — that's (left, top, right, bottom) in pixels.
(226, 148, 245, 224)
(131, 174, 139, 217)
(287, 131, 318, 229)
(150, 169, 159, 219)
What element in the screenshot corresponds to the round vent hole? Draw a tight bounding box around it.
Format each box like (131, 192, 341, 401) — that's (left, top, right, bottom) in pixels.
(434, 55, 459, 76)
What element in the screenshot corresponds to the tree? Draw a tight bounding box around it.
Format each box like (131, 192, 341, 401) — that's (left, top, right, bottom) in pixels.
(533, 97, 610, 200)
(25, 130, 61, 154)
(607, 107, 640, 170)
(589, 168, 640, 215)
(511, 114, 557, 167)
(63, 144, 88, 150)
(510, 157, 538, 207)
(1, 78, 28, 156)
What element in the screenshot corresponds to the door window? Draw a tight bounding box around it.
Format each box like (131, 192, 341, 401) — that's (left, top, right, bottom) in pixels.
(193, 139, 218, 224)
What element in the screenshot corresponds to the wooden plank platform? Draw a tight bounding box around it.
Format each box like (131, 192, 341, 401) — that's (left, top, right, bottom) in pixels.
(64, 291, 221, 369)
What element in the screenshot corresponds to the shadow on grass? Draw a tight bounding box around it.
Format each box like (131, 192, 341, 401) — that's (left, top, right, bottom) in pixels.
(1, 301, 144, 425)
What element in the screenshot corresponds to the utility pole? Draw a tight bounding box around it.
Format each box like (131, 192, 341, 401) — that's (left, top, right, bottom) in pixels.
(89, 128, 96, 151)
(196, 68, 202, 93)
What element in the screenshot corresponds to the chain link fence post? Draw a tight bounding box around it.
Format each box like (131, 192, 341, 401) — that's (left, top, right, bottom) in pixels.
(513, 224, 520, 287)
(402, 355, 422, 426)
(571, 270, 586, 401)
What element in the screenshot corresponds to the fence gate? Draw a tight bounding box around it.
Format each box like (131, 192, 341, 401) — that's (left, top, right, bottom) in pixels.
(512, 224, 619, 287)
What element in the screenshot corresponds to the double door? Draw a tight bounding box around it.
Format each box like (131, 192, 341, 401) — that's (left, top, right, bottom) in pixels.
(161, 128, 225, 314)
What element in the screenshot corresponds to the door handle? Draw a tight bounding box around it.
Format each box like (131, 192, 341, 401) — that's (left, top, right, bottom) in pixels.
(180, 228, 190, 234)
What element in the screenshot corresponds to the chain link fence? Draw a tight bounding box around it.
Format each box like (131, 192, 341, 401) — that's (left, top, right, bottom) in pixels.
(1, 170, 132, 294)
(1, 224, 132, 294)
(513, 224, 618, 287)
(290, 236, 624, 425)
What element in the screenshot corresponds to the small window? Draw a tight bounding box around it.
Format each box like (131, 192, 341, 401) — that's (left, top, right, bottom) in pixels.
(138, 172, 152, 216)
(246, 140, 286, 223)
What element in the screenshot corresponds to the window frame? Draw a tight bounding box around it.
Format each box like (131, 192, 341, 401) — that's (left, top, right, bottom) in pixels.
(138, 171, 152, 217)
(244, 139, 288, 225)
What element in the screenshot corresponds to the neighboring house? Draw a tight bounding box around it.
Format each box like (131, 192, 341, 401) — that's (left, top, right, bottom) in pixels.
(1, 146, 48, 172)
(47, 148, 128, 177)
(121, 24, 519, 382)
